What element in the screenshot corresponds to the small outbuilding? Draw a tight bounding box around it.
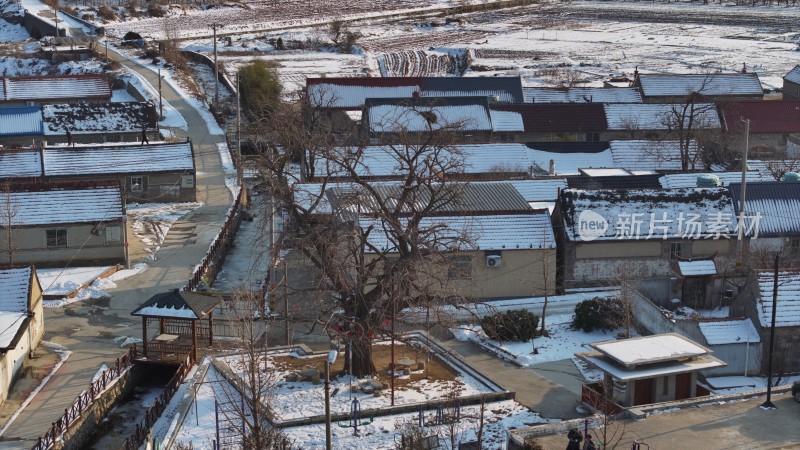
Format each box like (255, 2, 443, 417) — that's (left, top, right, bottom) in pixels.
(577, 333, 725, 410)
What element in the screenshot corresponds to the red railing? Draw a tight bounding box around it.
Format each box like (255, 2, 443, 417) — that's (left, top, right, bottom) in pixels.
(184, 187, 246, 291)
(123, 361, 192, 450)
(31, 346, 138, 450)
(581, 383, 624, 416)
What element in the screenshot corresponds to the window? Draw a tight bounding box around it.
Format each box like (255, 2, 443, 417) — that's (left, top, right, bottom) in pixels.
(46, 229, 67, 247)
(130, 176, 144, 192)
(181, 175, 195, 189)
(791, 238, 800, 257)
(106, 226, 121, 243)
(670, 242, 684, 259)
(448, 256, 472, 280)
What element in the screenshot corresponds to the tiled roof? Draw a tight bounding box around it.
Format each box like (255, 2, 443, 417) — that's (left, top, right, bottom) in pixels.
(729, 181, 800, 237)
(43, 142, 194, 176)
(306, 76, 524, 108)
(366, 97, 492, 133)
(698, 319, 760, 345)
(483, 179, 567, 202)
(636, 73, 763, 98)
(489, 109, 524, 131)
(560, 187, 736, 242)
(132, 290, 223, 319)
(659, 171, 766, 188)
(604, 103, 721, 130)
(755, 270, 800, 327)
(42, 102, 156, 135)
(610, 140, 699, 171)
(527, 144, 614, 176)
(785, 65, 800, 85)
(567, 174, 662, 190)
(1, 74, 111, 102)
(0, 266, 32, 312)
(491, 103, 608, 132)
(721, 101, 800, 134)
(317, 144, 532, 179)
(361, 212, 556, 253)
(0, 148, 42, 178)
(523, 87, 642, 103)
(0, 106, 43, 136)
(9, 184, 123, 226)
(329, 182, 531, 215)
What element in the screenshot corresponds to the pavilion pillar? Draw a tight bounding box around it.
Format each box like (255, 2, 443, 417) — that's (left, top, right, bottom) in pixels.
(191, 319, 198, 364)
(208, 311, 214, 347)
(142, 316, 148, 358)
(159, 318, 165, 334)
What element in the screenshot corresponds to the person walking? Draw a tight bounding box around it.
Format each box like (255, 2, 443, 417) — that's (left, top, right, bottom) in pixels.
(567, 428, 583, 450)
(583, 435, 597, 450)
(65, 128, 73, 147)
(141, 125, 150, 145)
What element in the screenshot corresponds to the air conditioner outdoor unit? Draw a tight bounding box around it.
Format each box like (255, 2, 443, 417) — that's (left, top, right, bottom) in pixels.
(486, 255, 502, 268)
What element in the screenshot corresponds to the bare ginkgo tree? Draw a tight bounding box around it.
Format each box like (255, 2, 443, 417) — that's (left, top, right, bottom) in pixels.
(0, 182, 19, 265)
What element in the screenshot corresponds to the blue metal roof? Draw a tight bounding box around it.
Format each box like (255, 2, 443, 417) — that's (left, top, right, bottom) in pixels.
(0, 106, 43, 136)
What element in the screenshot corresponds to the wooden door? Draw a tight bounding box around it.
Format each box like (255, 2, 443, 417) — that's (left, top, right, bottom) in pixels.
(675, 373, 692, 400)
(634, 378, 654, 406)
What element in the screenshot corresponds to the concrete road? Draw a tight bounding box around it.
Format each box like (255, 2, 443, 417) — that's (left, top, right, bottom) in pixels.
(0, 47, 230, 448)
(532, 394, 800, 450)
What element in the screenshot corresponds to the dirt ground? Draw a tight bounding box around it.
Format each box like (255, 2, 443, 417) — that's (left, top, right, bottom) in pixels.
(0, 347, 60, 429)
(271, 342, 458, 389)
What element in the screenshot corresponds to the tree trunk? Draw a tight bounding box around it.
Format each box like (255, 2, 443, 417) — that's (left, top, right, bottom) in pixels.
(346, 332, 375, 378)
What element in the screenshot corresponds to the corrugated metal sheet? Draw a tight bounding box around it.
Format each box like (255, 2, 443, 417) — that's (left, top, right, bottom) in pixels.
(785, 65, 800, 85)
(523, 87, 642, 103)
(490, 179, 567, 202)
(567, 174, 663, 190)
(423, 90, 515, 102)
(0, 106, 43, 136)
(729, 181, 800, 237)
(756, 270, 800, 327)
(1, 74, 111, 102)
(422, 77, 524, 102)
(368, 103, 492, 133)
(0, 267, 32, 312)
(492, 103, 608, 132)
(362, 212, 556, 252)
(489, 110, 524, 132)
(659, 171, 765, 188)
(677, 260, 717, 276)
(0, 149, 42, 178)
(308, 84, 419, 109)
(527, 146, 614, 175)
(637, 73, 763, 98)
(604, 103, 720, 130)
(43, 142, 194, 176)
(10, 185, 123, 226)
(610, 140, 698, 171)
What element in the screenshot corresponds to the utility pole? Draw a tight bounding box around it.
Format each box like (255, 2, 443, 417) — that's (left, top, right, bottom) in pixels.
(284, 258, 290, 345)
(212, 23, 220, 111)
(761, 254, 779, 410)
(53, 6, 59, 38)
(105, 40, 108, 63)
(158, 69, 164, 120)
(737, 118, 750, 266)
(236, 71, 242, 183)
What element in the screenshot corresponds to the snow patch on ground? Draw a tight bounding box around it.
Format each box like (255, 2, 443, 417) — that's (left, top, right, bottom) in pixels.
(42, 263, 148, 308)
(451, 316, 636, 367)
(127, 202, 203, 259)
(705, 375, 800, 395)
(37, 266, 113, 296)
(113, 336, 143, 348)
(0, 18, 29, 42)
(216, 142, 240, 197)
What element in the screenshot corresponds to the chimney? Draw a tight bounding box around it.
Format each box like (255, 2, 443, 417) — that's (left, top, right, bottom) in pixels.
(549, 159, 555, 175)
(742, 62, 747, 74)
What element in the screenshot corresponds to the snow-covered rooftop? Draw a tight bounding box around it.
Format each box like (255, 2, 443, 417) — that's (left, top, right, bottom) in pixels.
(0, 266, 33, 312)
(560, 187, 736, 242)
(677, 260, 717, 276)
(1, 74, 111, 102)
(0, 148, 42, 178)
(0, 106, 43, 136)
(636, 73, 763, 98)
(367, 100, 492, 133)
(698, 319, 760, 345)
(610, 140, 698, 172)
(527, 145, 614, 175)
(591, 333, 710, 367)
(523, 87, 642, 103)
(361, 212, 556, 253)
(0, 312, 29, 349)
(42, 142, 194, 176)
(42, 102, 156, 135)
(309, 84, 419, 109)
(10, 185, 124, 226)
(580, 351, 724, 381)
(659, 171, 765, 188)
(729, 182, 800, 238)
(756, 270, 800, 328)
(489, 109, 524, 132)
(785, 65, 800, 85)
(604, 103, 720, 130)
(318, 144, 532, 178)
(579, 168, 631, 177)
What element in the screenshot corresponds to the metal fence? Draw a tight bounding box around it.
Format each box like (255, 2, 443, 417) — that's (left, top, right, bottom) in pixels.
(31, 347, 138, 450)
